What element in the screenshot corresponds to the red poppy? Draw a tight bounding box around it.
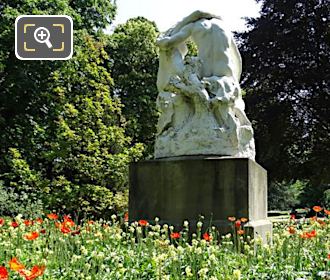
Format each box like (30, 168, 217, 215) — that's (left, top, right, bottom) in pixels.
(290, 214, 296, 220)
(228, 216, 236, 222)
(313, 206, 322, 213)
(19, 265, 45, 280)
(235, 220, 241, 229)
(0, 218, 4, 227)
(324, 209, 330, 216)
(203, 232, 212, 241)
(170, 232, 181, 239)
(11, 221, 19, 228)
(240, 217, 248, 223)
(124, 212, 129, 222)
(60, 226, 71, 234)
(0, 266, 8, 280)
(237, 229, 245, 235)
(35, 218, 43, 224)
(47, 213, 58, 220)
(24, 220, 34, 227)
(24, 231, 39, 241)
(288, 226, 296, 234)
(9, 257, 25, 271)
(40, 229, 46, 234)
(138, 220, 148, 226)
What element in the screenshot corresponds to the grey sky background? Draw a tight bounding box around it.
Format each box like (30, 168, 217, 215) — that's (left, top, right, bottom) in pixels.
(109, 0, 261, 32)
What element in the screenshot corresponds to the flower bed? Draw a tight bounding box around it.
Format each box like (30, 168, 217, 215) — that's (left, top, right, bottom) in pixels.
(0, 207, 329, 279)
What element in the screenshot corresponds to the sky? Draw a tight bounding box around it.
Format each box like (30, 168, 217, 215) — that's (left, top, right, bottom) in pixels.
(109, 0, 261, 32)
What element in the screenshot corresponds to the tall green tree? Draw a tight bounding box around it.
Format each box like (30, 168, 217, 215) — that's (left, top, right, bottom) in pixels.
(106, 17, 159, 157)
(238, 0, 330, 205)
(0, 0, 143, 217)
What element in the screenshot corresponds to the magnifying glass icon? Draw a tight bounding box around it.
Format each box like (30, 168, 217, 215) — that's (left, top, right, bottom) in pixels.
(34, 27, 53, 48)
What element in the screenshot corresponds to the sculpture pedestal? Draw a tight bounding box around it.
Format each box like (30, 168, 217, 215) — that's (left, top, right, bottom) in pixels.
(129, 156, 272, 241)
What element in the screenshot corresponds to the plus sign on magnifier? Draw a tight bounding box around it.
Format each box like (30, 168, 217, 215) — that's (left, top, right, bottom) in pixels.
(34, 27, 52, 48)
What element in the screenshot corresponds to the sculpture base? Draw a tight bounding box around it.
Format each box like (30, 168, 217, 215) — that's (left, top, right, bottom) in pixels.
(129, 156, 272, 242)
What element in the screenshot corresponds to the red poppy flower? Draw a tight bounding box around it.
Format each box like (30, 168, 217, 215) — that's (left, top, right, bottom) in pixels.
(9, 257, 25, 271)
(19, 265, 45, 280)
(313, 206, 322, 213)
(235, 220, 241, 229)
(203, 232, 212, 241)
(60, 226, 71, 234)
(228, 216, 236, 222)
(138, 220, 148, 226)
(35, 218, 43, 224)
(300, 229, 317, 239)
(288, 226, 296, 234)
(24, 231, 39, 241)
(240, 217, 248, 223)
(324, 209, 330, 216)
(170, 232, 181, 239)
(290, 214, 296, 220)
(124, 212, 129, 222)
(24, 220, 33, 227)
(47, 213, 58, 220)
(0, 266, 8, 280)
(0, 218, 4, 227)
(11, 221, 19, 228)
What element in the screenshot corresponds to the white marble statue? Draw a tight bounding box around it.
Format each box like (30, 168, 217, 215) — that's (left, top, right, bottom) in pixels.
(155, 10, 256, 159)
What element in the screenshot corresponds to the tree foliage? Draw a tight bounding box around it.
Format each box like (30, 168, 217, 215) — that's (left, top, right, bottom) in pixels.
(238, 0, 330, 205)
(106, 17, 159, 156)
(0, 0, 143, 218)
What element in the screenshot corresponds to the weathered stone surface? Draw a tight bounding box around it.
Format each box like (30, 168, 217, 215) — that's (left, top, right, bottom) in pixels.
(129, 157, 272, 240)
(155, 10, 255, 159)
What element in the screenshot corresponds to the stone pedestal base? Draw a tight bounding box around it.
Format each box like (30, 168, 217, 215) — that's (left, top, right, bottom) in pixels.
(129, 156, 272, 241)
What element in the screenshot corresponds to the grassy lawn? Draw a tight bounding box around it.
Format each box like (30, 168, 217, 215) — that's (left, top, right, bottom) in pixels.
(0, 210, 329, 279)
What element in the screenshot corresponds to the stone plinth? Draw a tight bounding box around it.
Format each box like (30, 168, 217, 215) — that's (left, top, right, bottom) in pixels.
(129, 156, 272, 241)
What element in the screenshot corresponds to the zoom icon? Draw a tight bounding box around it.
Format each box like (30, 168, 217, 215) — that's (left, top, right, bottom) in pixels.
(15, 15, 73, 60)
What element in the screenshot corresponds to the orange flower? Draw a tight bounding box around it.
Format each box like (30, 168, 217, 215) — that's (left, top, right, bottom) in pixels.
(317, 219, 326, 226)
(237, 229, 245, 235)
(47, 213, 58, 220)
(240, 217, 248, 223)
(19, 265, 45, 280)
(87, 220, 95, 225)
(60, 226, 71, 234)
(170, 232, 181, 239)
(35, 218, 43, 224)
(228, 216, 236, 222)
(324, 209, 330, 216)
(203, 232, 212, 241)
(0, 218, 4, 227)
(54, 222, 61, 228)
(138, 220, 148, 226)
(300, 229, 317, 239)
(63, 217, 75, 228)
(24, 220, 34, 227)
(9, 257, 25, 272)
(0, 266, 8, 280)
(288, 226, 296, 234)
(11, 221, 19, 228)
(124, 212, 129, 222)
(235, 220, 241, 229)
(313, 206, 322, 213)
(24, 231, 39, 241)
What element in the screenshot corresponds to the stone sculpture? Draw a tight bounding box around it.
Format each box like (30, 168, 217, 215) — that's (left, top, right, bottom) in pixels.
(155, 10, 256, 159)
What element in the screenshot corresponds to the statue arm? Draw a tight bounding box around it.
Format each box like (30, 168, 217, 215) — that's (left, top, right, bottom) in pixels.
(157, 23, 193, 49)
(170, 10, 221, 35)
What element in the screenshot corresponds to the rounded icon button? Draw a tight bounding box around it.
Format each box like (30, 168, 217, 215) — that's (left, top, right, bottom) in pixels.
(34, 26, 53, 48)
